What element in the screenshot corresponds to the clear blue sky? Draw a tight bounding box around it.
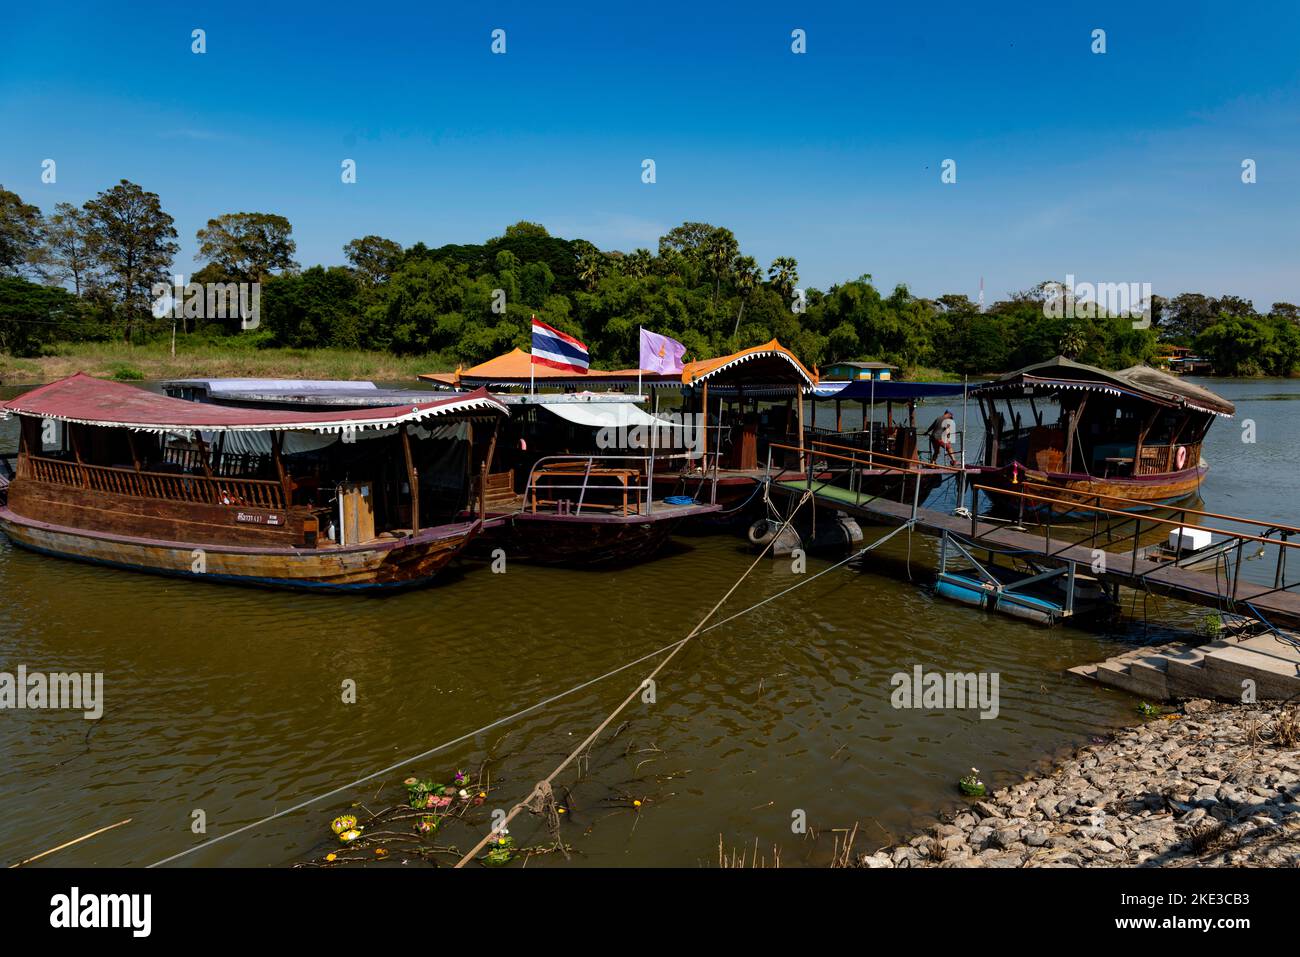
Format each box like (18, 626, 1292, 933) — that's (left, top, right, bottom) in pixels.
(2, 1, 1298, 307)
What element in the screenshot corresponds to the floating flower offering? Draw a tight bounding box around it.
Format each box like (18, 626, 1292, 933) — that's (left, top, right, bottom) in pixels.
(957, 767, 986, 797)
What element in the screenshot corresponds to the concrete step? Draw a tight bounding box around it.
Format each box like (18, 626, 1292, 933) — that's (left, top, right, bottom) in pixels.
(1202, 643, 1300, 699)
(1093, 660, 1168, 699)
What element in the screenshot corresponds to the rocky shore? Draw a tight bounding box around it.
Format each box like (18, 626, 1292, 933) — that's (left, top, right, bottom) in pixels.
(860, 701, 1300, 868)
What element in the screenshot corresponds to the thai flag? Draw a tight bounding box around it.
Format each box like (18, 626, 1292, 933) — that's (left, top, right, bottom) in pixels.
(531, 317, 590, 374)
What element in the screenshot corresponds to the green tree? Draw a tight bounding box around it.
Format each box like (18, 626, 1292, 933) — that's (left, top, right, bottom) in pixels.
(0, 185, 45, 278)
(195, 212, 298, 283)
(0, 276, 91, 356)
(41, 202, 100, 295)
(768, 256, 798, 302)
(344, 235, 404, 286)
(83, 180, 179, 341)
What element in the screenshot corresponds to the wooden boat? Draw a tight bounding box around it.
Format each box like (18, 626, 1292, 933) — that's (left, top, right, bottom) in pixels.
(421, 340, 824, 534)
(969, 357, 1234, 519)
(643, 340, 826, 527)
(469, 393, 722, 564)
(0, 374, 508, 591)
(805, 378, 971, 504)
(165, 376, 721, 566)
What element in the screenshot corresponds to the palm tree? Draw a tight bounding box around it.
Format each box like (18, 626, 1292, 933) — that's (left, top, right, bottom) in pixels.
(768, 256, 798, 302)
(706, 228, 739, 300)
(573, 241, 601, 290)
(626, 248, 653, 279)
(731, 255, 761, 338)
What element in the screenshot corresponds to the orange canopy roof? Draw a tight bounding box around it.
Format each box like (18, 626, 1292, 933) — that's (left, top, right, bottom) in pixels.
(681, 339, 817, 388)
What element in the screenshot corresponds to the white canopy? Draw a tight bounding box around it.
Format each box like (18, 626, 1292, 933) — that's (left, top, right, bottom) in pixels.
(541, 401, 666, 430)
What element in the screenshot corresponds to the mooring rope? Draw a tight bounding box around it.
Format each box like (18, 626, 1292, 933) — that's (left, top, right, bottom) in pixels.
(453, 489, 815, 867)
(148, 634, 696, 867)
(696, 520, 917, 637)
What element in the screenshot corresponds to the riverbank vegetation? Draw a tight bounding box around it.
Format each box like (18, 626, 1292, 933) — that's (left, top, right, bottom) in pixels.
(3, 181, 1297, 379)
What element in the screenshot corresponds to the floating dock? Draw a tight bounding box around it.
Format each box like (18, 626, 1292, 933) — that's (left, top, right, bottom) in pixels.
(767, 443, 1300, 700)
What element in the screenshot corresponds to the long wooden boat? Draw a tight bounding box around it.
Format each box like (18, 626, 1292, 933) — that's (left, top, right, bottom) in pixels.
(162, 377, 721, 566)
(0, 374, 508, 591)
(969, 357, 1233, 520)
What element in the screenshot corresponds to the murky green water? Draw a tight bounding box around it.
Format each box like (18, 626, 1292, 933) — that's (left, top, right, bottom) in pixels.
(0, 377, 1294, 867)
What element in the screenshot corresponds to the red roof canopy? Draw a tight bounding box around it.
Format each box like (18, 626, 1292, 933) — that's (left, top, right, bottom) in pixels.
(1, 373, 507, 433)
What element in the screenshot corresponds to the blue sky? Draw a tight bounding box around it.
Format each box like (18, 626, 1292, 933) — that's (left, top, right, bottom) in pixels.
(2, 1, 1298, 307)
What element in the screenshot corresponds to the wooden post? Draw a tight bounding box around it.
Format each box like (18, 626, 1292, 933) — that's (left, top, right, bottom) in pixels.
(701, 379, 709, 465)
(195, 436, 215, 478)
(1134, 407, 1160, 476)
(835, 399, 842, 433)
(126, 432, 142, 473)
(796, 387, 806, 472)
(479, 420, 501, 519)
(68, 424, 89, 487)
(401, 425, 420, 534)
(271, 432, 291, 507)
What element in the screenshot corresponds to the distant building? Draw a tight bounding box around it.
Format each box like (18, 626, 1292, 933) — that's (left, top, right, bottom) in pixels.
(820, 360, 898, 382)
(1155, 345, 1214, 375)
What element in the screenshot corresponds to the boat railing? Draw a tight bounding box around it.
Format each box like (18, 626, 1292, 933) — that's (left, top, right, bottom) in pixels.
(20, 454, 286, 510)
(769, 439, 968, 517)
(966, 481, 1300, 609)
(162, 445, 270, 478)
(523, 452, 698, 517)
(1134, 440, 1202, 475)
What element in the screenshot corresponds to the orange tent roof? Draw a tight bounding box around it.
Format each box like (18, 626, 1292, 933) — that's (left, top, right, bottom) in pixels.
(419, 348, 643, 388)
(681, 339, 817, 388)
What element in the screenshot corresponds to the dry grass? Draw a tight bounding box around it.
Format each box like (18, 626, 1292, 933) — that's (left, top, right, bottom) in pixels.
(0, 339, 450, 387)
(717, 835, 782, 868)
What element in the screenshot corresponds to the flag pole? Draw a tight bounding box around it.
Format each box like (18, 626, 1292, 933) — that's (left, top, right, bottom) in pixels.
(637, 327, 643, 401)
(529, 314, 535, 399)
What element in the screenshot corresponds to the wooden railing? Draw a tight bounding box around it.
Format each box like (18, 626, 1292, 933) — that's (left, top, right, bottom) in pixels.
(21, 455, 285, 509)
(1136, 441, 1201, 475)
(162, 446, 269, 478)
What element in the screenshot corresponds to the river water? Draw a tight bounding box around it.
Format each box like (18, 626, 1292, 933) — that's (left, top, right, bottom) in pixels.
(0, 377, 1295, 867)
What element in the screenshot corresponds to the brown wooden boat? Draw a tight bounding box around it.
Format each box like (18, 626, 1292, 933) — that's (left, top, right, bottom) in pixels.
(969, 357, 1234, 519)
(0, 374, 508, 591)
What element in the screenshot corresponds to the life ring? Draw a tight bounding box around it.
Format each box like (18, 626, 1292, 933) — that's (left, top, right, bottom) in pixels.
(1175, 446, 1187, 470)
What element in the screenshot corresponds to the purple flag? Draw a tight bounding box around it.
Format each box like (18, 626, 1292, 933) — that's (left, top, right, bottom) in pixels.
(639, 327, 686, 375)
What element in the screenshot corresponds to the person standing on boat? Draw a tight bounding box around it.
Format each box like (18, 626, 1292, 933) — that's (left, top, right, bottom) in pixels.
(925, 409, 958, 466)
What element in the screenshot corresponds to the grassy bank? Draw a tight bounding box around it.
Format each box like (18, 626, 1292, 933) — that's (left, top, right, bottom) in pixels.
(0, 340, 451, 387)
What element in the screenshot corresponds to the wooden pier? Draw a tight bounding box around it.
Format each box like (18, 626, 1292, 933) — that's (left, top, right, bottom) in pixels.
(769, 440, 1300, 701)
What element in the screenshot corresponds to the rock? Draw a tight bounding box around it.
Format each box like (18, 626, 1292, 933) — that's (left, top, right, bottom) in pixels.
(1024, 828, 1049, 847)
(863, 702, 1300, 870)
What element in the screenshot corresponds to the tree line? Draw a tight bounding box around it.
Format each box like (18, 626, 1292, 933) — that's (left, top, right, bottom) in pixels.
(2, 180, 1297, 376)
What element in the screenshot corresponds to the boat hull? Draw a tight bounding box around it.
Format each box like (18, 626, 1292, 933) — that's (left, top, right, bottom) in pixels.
(0, 506, 477, 592)
(977, 464, 1208, 520)
(475, 503, 718, 565)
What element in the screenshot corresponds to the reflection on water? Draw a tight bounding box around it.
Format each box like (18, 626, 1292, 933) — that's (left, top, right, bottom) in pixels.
(0, 377, 1296, 866)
